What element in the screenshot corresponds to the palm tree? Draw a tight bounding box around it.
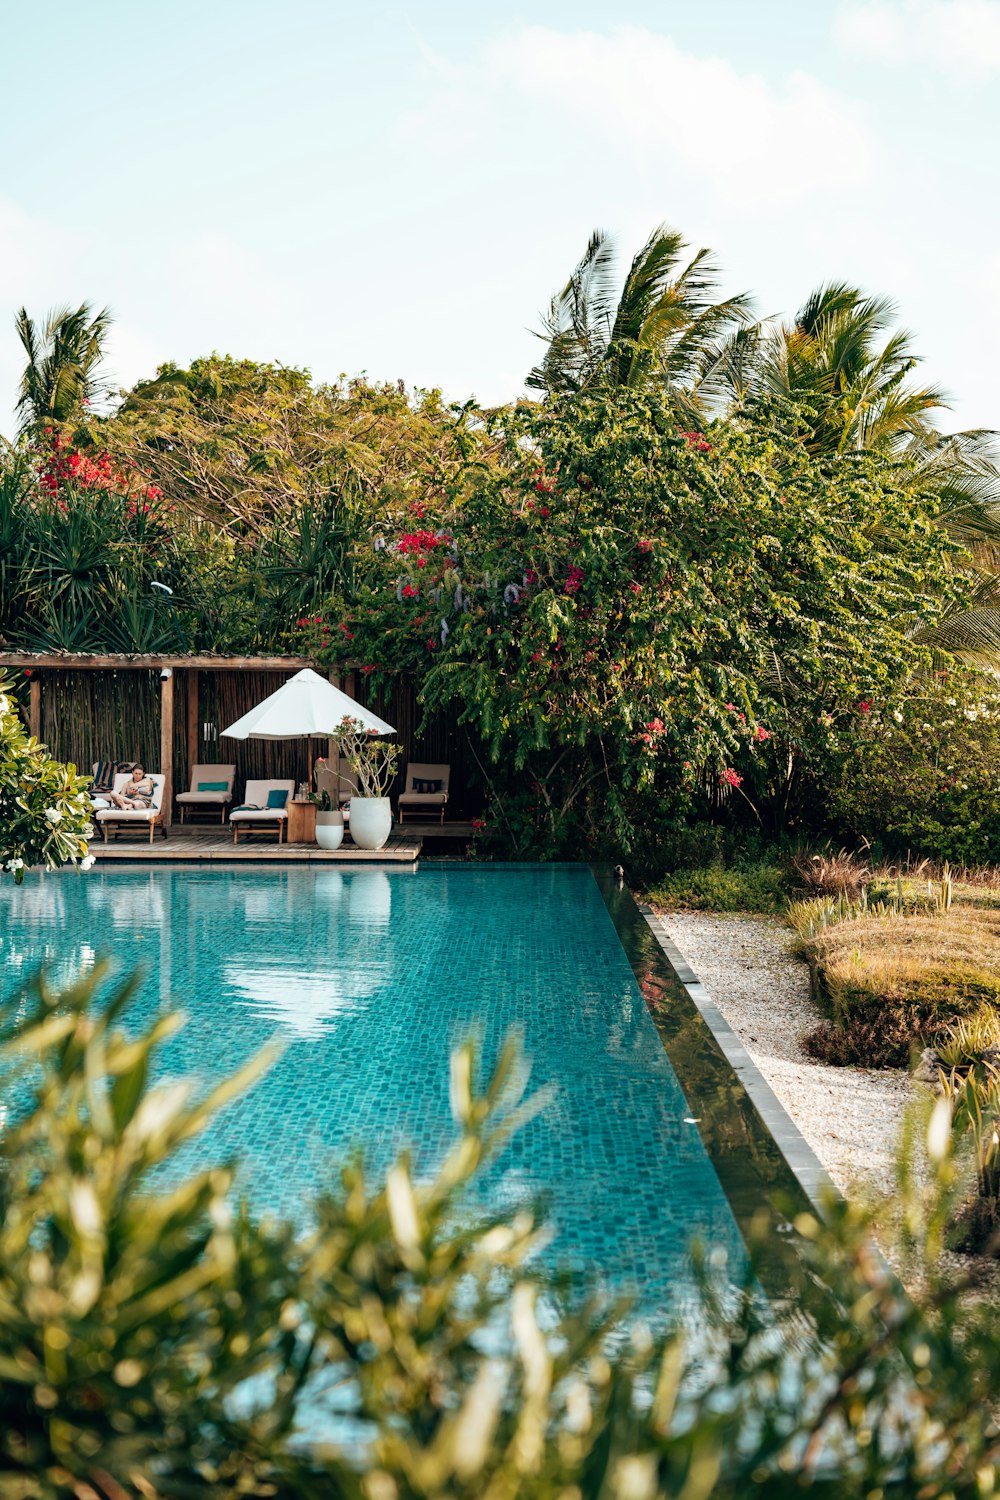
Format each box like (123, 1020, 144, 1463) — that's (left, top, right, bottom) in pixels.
(15, 302, 112, 440)
(527, 224, 752, 408)
(705, 283, 946, 455)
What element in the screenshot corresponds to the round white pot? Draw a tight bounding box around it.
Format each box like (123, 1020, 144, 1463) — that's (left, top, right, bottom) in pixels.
(349, 797, 392, 850)
(315, 809, 344, 851)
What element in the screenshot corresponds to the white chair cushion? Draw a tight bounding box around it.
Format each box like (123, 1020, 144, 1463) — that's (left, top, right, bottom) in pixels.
(96, 807, 158, 822)
(398, 791, 448, 805)
(176, 790, 233, 803)
(230, 807, 289, 822)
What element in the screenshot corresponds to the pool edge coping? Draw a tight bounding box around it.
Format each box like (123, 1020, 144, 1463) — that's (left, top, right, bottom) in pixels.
(637, 904, 840, 1217)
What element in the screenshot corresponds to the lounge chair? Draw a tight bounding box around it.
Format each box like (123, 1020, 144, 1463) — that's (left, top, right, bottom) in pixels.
(175, 764, 236, 824)
(230, 779, 296, 845)
(96, 773, 168, 844)
(397, 762, 450, 823)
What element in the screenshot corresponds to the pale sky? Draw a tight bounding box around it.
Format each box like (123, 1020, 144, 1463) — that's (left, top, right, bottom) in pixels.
(1, 0, 998, 434)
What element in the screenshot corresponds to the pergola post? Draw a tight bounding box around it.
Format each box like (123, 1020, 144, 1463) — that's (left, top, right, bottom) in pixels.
(28, 675, 41, 741)
(186, 669, 199, 785)
(160, 668, 175, 825)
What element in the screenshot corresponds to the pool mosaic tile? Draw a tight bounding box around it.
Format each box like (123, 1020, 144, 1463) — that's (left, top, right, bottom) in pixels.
(0, 864, 748, 1311)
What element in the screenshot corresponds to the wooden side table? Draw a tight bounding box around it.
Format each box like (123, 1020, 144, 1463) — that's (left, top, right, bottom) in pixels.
(287, 799, 317, 845)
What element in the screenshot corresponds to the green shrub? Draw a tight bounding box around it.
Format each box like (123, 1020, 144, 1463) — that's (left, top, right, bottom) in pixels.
(646, 860, 788, 913)
(0, 672, 93, 883)
(12, 964, 1000, 1494)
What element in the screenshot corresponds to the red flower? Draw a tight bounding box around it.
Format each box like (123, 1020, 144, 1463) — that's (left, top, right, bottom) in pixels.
(629, 581, 642, 595)
(401, 584, 419, 599)
(857, 700, 872, 714)
(637, 539, 652, 553)
(754, 725, 771, 742)
(425, 638, 436, 652)
(719, 768, 742, 788)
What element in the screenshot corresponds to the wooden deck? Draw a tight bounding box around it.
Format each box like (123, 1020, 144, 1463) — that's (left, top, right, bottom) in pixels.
(94, 826, 423, 864)
(398, 820, 475, 839)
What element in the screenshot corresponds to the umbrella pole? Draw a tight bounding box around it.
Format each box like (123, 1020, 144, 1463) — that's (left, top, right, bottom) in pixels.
(308, 734, 314, 788)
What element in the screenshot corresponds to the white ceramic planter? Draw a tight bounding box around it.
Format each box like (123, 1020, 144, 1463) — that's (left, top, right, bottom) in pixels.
(315, 810, 344, 851)
(349, 797, 392, 850)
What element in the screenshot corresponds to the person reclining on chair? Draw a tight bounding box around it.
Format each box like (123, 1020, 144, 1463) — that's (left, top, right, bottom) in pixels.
(108, 763, 154, 810)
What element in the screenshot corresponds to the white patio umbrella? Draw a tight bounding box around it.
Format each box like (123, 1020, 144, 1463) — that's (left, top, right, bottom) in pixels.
(221, 668, 394, 779)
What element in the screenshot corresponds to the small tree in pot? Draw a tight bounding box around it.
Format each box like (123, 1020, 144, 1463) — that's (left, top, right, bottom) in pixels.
(330, 714, 401, 849)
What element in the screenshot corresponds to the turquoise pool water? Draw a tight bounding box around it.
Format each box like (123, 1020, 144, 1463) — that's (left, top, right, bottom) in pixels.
(0, 863, 765, 1310)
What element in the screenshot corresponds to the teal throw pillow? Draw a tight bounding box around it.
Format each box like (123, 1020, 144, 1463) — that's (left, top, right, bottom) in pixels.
(197, 781, 229, 791)
(266, 789, 289, 809)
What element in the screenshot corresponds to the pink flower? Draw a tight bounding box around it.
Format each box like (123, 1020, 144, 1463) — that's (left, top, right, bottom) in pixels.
(646, 718, 664, 734)
(754, 725, 771, 742)
(637, 539, 652, 553)
(724, 703, 737, 712)
(719, 768, 742, 789)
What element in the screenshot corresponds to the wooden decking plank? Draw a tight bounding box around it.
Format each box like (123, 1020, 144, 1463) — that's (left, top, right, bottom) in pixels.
(93, 828, 422, 864)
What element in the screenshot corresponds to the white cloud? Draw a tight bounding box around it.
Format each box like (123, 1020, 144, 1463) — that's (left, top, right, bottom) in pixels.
(485, 25, 876, 203)
(835, 0, 1000, 76)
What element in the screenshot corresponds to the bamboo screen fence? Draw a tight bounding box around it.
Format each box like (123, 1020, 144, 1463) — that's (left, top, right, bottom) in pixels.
(36, 666, 481, 815)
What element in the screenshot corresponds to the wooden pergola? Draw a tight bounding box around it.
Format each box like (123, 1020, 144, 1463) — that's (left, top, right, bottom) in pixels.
(0, 652, 355, 817)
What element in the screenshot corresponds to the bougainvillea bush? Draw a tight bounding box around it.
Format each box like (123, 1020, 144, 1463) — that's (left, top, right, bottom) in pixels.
(0, 673, 93, 883)
(828, 668, 1000, 864)
(309, 390, 958, 858)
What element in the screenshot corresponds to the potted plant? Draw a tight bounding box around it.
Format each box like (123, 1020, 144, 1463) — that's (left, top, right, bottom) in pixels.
(310, 787, 344, 851)
(330, 716, 401, 850)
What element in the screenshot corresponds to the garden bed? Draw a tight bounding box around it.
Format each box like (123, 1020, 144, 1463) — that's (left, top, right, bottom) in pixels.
(793, 888, 1000, 1069)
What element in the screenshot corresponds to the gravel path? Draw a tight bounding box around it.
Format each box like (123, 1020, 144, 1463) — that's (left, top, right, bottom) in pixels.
(658, 912, 914, 1198)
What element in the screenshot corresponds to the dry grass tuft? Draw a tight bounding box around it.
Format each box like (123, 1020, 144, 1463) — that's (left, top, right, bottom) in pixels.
(790, 844, 871, 899)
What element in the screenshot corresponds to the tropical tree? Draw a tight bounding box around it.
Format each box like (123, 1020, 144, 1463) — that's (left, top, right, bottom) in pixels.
(14, 302, 111, 440)
(526, 223, 751, 411)
(100, 357, 496, 530)
(698, 283, 1000, 665)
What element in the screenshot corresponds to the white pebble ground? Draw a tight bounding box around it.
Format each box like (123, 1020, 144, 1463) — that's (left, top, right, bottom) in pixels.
(660, 913, 914, 1198)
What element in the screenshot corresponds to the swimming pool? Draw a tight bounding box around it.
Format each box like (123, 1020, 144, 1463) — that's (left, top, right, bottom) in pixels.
(0, 863, 804, 1313)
